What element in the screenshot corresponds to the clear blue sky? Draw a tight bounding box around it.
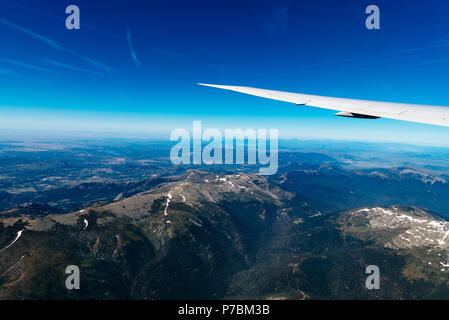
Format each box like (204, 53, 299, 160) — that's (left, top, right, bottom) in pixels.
(1, 0, 449, 145)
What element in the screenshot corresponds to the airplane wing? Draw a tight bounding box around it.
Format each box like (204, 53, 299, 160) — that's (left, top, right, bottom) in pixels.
(198, 83, 449, 127)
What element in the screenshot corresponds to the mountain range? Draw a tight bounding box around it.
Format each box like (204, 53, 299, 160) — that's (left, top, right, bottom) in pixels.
(1, 169, 449, 299)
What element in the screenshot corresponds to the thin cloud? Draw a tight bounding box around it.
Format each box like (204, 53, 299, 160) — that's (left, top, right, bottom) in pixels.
(0, 18, 112, 74)
(0, 18, 61, 48)
(126, 24, 141, 68)
(151, 48, 185, 59)
(257, 40, 449, 80)
(119, 89, 128, 103)
(39, 57, 104, 76)
(0, 57, 58, 74)
(0, 66, 51, 83)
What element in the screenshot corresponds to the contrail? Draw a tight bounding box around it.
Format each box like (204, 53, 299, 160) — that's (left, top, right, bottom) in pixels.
(126, 23, 141, 68)
(0, 18, 112, 74)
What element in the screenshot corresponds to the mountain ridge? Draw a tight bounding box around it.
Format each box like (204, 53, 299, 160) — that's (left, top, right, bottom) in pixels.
(1, 170, 449, 299)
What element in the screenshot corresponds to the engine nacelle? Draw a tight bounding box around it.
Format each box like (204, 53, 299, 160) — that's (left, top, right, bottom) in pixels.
(335, 111, 380, 119)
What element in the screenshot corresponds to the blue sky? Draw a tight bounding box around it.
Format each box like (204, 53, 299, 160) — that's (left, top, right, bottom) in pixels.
(2, 0, 449, 145)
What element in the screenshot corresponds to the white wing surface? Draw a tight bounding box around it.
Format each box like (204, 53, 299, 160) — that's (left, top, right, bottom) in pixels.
(198, 83, 449, 127)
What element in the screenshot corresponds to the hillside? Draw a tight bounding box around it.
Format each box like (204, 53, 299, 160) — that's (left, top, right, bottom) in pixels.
(1, 170, 449, 299)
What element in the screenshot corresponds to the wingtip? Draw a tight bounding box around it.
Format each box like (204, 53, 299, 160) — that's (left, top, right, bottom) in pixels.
(197, 83, 217, 87)
(197, 83, 231, 90)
